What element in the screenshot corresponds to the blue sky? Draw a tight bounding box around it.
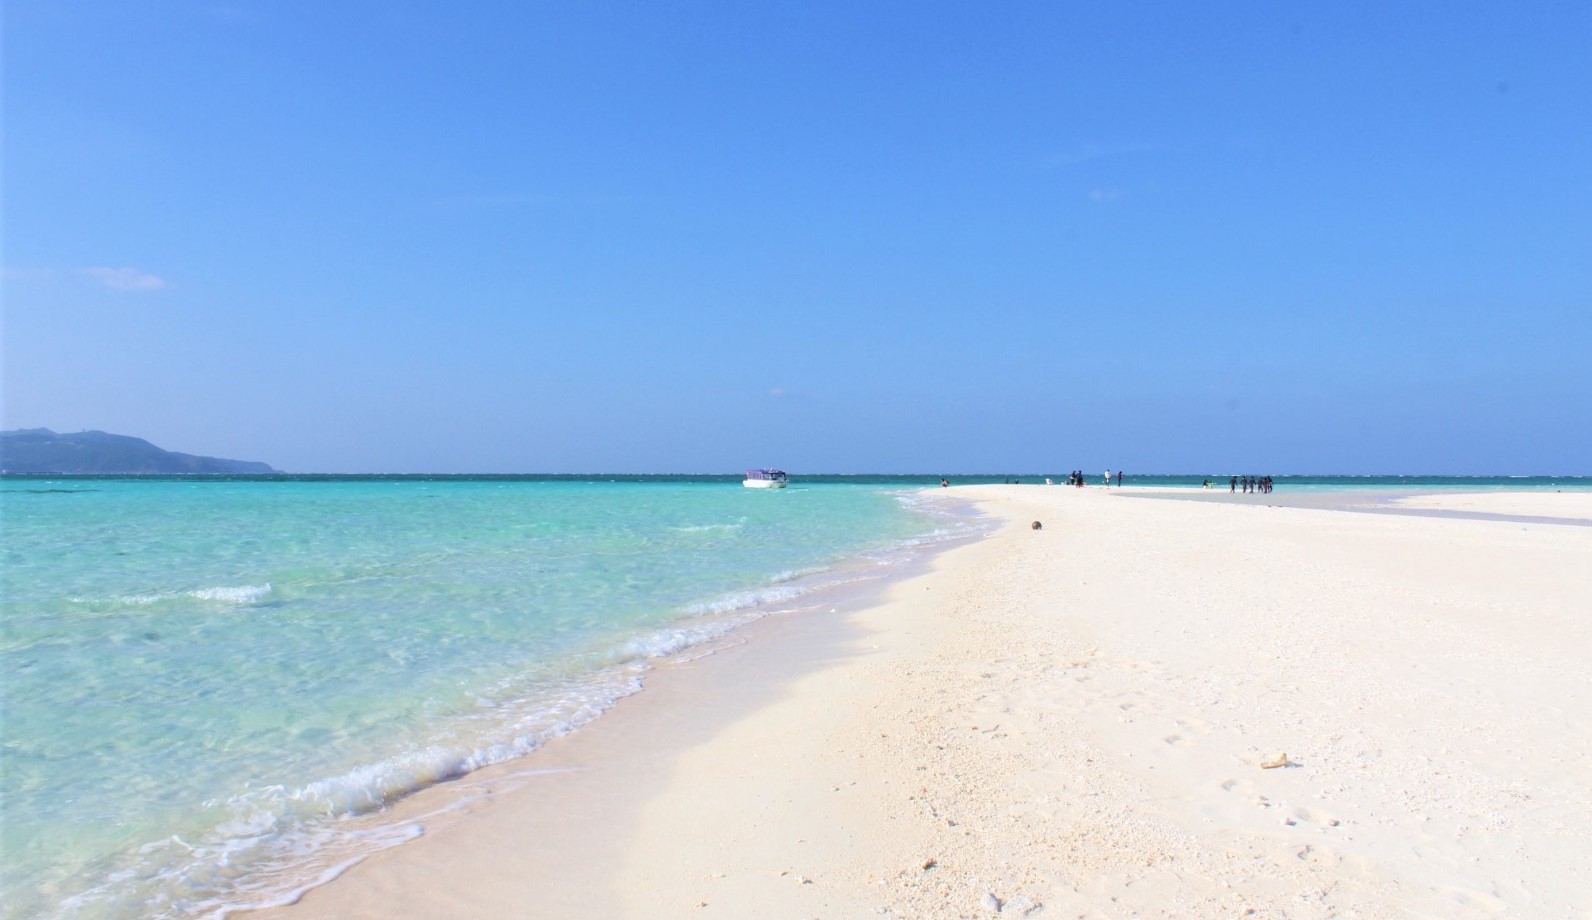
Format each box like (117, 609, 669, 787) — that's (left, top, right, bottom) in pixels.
(4, 1, 1589, 473)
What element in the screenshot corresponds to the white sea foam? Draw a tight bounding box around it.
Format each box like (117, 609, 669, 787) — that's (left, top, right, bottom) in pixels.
(100, 592, 168, 605)
(681, 582, 808, 617)
(187, 584, 273, 604)
(612, 623, 738, 662)
(670, 522, 744, 533)
(212, 840, 419, 920)
(77, 584, 275, 607)
(765, 566, 825, 584)
(61, 670, 648, 920)
(159, 653, 679, 913)
(282, 673, 649, 822)
(292, 747, 471, 816)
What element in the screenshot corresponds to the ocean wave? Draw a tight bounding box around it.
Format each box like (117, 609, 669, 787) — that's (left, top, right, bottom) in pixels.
(680, 582, 808, 617)
(71, 584, 275, 607)
(60, 669, 647, 920)
(187, 584, 273, 604)
(765, 566, 825, 584)
(607, 619, 750, 663)
(669, 522, 744, 534)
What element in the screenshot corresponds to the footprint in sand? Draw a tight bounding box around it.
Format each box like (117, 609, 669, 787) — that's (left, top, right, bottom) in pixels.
(1287, 842, 1353, 872)
(1288, 804, 1341, 827)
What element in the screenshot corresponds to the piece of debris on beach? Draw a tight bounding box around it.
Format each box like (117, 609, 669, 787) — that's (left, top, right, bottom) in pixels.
(1260, 752, 1290, 769)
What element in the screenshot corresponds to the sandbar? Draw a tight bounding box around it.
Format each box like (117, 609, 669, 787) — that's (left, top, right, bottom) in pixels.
(249, 485, 1592, 918)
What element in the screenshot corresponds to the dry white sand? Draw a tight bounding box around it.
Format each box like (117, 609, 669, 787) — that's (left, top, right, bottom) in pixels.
(251, 486, 1592, 919)
(1389, 490, 1592, 520)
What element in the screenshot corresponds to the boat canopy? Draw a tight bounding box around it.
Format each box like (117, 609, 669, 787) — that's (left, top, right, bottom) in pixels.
(745, 469, 788, 481)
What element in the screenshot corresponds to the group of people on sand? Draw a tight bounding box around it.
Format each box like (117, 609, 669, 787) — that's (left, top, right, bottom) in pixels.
(1231, 475, 1273, 494)
(1058, 470, 1123, 488)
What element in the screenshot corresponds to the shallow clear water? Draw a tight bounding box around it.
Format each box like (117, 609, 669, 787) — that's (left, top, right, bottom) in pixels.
(0, 479, 965, 919)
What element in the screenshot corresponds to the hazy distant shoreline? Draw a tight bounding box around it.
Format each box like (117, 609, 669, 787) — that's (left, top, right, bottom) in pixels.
(5, 471, 1590, 485)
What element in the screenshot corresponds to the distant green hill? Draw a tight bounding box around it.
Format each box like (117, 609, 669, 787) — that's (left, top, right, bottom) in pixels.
(0, 429, 277, 474)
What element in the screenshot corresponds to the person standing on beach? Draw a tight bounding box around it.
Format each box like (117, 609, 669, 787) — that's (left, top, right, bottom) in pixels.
(1116, 470, 1123, 487)
(1103, 469, 1111, 487)
(1230, 476, 1237, 493)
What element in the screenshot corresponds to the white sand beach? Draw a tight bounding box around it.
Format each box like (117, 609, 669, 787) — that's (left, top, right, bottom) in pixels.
(252, 486, 1592, 919)
(1389, 490, 1592, 519)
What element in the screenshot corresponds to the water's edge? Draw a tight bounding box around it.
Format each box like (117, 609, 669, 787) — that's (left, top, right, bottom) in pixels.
(212, 491, 994, 917)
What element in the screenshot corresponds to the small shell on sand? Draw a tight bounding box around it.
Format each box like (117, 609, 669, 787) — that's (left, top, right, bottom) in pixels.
(1260, 753, 1290, 769)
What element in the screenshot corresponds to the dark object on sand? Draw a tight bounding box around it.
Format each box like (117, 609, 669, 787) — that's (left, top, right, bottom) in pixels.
(1031, 521, 1043, 530)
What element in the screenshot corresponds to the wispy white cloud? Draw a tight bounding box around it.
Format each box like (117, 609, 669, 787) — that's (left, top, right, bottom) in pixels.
(768, 387, 788, 398)
(1048, 141, 1156, 168)
(83, 267, 167, 291)
(1088, 188, 1122, 203)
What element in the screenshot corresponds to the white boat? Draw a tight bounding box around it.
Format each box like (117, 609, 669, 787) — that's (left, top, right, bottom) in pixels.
(743, 468, 788, 489)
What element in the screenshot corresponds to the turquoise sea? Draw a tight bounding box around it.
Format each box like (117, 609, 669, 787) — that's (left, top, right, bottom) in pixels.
(3, 473, 1589, 919)
(0, 478, 974, 919)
